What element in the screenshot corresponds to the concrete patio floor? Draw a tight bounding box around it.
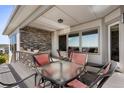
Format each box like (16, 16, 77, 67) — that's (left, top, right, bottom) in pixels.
(0, 64, 19, 88)
(102, 72, 124, 88)
(0, 62, 124, 88)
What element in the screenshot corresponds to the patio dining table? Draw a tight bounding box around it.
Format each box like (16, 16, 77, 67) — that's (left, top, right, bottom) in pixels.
(39, 61, 85, 87)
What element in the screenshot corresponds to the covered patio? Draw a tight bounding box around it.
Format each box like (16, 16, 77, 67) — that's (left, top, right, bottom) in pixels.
(1, 5, 124, 88)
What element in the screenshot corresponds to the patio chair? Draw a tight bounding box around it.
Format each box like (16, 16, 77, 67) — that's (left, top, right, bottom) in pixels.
(66, 61, 117, 88)
(0, 73, 36, 88)
(70, 52, 88, 73)
(33, 53, 53, 66)
(70, 52, 88, 65)
(57, 49, 69, 61)
(76, 62, 110, 86)
(97, 61, 117, 88)
(33, 53, 54, 87)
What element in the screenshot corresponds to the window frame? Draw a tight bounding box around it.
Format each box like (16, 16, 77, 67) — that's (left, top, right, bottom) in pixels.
(10, 34, 17, 53)
(81, 28, 100, 54)
(58, 27, 100, 54)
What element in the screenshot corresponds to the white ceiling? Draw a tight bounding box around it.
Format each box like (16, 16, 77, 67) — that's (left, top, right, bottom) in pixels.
(29, 16, 69, 31)
(29, 5, 119, 31)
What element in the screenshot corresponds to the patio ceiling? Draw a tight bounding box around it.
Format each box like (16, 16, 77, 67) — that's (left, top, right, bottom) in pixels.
(3, 5, 119, 35)
(29, 5, 119, 31)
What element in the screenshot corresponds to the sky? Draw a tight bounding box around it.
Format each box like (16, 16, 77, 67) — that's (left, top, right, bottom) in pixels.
(82, 34, 98, 47)
(68, 34, 98, 48)
(0, 5, 14, 44)
(68, 36, 79, 47)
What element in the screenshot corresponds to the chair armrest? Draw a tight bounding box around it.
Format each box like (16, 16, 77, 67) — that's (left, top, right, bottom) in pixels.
(89, 74, 111, 88)
(0, 73, 36, 88)
(89, 75, 103, 88)
(50, 57, 54, 62)
(102, 74, 112, 77)
(50, 57, 61, 62)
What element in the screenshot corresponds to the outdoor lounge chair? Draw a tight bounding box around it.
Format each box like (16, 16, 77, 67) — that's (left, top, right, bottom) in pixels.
(66, 61, 117, 88)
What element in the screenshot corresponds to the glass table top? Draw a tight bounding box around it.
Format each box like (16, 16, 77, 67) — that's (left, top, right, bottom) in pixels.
(40, 61, 84, 86)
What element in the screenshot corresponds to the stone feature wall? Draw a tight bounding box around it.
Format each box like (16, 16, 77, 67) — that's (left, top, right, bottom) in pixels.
(20, 26, 52, 52)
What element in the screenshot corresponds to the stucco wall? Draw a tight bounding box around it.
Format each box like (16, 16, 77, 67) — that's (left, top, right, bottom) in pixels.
(52, 19, 104, 65)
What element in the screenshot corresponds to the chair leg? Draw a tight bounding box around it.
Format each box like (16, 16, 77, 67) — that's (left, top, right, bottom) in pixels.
(51, 83, 60, 88)
(38, 77, 46, 88)
(51, 83, 53, 88)
(51, 82, 56, 88)
(34, 73, 38, 87)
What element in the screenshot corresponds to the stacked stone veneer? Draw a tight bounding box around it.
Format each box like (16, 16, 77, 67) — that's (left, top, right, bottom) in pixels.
(20, 26, 52, 52)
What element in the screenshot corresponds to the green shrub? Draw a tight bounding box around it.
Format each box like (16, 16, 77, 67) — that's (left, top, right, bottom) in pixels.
(0, 54, 8, 64)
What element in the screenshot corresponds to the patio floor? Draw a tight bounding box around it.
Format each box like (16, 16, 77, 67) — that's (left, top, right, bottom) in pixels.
(0, 64, 19, 88)
(1, 62, 124, 88)
(102, 72, 124, 88)
(0, 63, 31, 88)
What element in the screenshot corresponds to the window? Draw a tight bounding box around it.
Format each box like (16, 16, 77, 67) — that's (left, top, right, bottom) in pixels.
(68, 33, 79, 51)
(82, 29, 99, 53)
(59, 35, 66, 51)
(10, 34, 17, 53)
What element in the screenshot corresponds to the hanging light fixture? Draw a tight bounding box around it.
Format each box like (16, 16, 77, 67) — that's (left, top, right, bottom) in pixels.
(58, 19, 63, 23)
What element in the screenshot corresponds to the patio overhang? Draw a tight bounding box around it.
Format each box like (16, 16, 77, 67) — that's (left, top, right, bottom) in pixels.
(2, 5, 54, 35)
(3, 5, 120, 35)
(27, 5, 120, 32)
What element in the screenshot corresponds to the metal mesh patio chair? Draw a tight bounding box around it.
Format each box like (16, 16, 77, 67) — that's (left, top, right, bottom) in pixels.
(33, 53, 54, 87)
(66, 61, 117, 88)
(0, 73, 36, 88)
(70, 52, 88, 65)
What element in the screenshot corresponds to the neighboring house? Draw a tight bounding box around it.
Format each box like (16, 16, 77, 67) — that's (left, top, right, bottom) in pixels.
(0, 44, 9, 54)
(2, 5, 124, 72)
